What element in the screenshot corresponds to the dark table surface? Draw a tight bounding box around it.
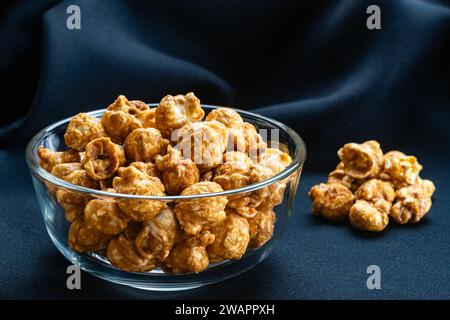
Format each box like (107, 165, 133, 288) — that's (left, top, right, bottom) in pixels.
(1, 0, 450, 299)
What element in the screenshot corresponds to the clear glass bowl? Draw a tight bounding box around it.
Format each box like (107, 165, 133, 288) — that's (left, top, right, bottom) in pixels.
(25, 105, 306, 291)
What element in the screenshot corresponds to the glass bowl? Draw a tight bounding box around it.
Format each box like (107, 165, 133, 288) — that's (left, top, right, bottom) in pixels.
(25, 105, 306, 291)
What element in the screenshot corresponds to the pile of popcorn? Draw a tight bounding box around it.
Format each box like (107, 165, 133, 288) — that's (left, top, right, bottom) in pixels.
(309, 140, 435, 232)
(38, 93, 292, 273)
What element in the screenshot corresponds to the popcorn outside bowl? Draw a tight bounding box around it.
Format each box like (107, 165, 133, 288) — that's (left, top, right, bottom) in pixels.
(25, 105, 307, 291)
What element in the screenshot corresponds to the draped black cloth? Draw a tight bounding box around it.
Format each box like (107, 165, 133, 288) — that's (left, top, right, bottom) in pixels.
(1, 0, 449, 299)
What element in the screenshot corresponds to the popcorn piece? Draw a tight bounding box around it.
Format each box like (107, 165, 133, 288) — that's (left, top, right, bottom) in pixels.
(308, 183, 355, 221)
(208, 213, 250, 262)
(206, 108, 246, 152)
(37, 146, 80, 172)
(107, 234, 158, 272)
(355, 179, 395, 203)
(83, 137, 126, 181)
(174, 181, 227, 234)
(389, 179, 435, 224)
(129, 161, 160, 179)
(112, 166, 166, 221)
(84, 199, 129, 235)
(248, 209, 276, 249)
(258, 148, 292, 175)
(327, 163, 361, 192)
(155, 146, 199, 195)
(223, 151, 253, 165)
(135, 206, 181, 261)
(68, 217, 111, 253)
(64, 113, 106, 151)
(101, 95, 153, 144)
(256, 181, 287, 212)
(243, 122, 267, 159)
(214, 163, 272, 218)
(124, 128, 169, 162)
(164, 231, 215, 273)
(155, 92, 204, 137)
(380, 151, 423, 187)
(177, 120, 228, 172)
(338, 140, 384, 179)
(349, 199, 389, 232)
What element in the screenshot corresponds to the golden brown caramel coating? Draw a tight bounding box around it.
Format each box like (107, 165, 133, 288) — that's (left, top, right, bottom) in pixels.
(83, 137, 126, 181)
(177, 120, 228, 172)
(206, 108, 246, 152)
(155, 92, 204, 137)
(223, 151, 253, 165)
(101, 95, 152, 144)
(380, 151, 423, 187)
(208, 213, 250, 262)
(200, 170, 214, 181)
(129, 161, 160, 179)
(84, 199, 129, 235)
(112, 166, 166, 221)
(214, 162, 272, 218)
(135, 206, 181, 261)
(349, 199, 389, 232)
(155, 146, 199, 195)
(51, 163, 99, 189)
(248, 209, 276, 249)
(68, 217, 111, 253)
(37, 146, 80, 172)
(256, 181, 287, 212)
(107, 234, 158, 272)
(64, 113, 106, 151)
(327, 167, 361, 192)
(174, 181, 227, 234)
(355, 179, 395, 203)
(337, 140, 384, 179)
(308, 183, 355, 221)
(164, 231, 215, 274)
(124, 128, 168, 162)
(258, 148, 292, 175)
(243, 122, 267, 159)
(389, 179, 435, 224)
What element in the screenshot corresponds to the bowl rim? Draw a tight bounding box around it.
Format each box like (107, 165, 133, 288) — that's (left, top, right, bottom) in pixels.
(26, 104, 307, 200)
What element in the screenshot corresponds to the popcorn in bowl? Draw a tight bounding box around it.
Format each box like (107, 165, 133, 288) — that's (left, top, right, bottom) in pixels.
(35, 92, 298, 275)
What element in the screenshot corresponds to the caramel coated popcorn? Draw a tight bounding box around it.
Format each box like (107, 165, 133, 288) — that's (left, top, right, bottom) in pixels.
(37, 146, 80, 172)
(113, 166, 166, 221)
(64, 113, 106, 151)
(84, 199, 129, 235)
(69, 217, 111, 253)
(309, 183, 355, 221)
(338, 140, 384, 179)
(389, 179, 435, 224)
(208, 213, 250, 262)
(177, 120, 228, 172)
(102, 95, 154, 144)
(206, 107, 246, 152)
(135, 206, 181, 261)
(164, 230, 215, 274)
(349, 200, 389, 232)
(83, 137, 126, 180)
(124, 128, 168, 162)
(380, 151, 423, 188)
(174, 181, 227, 235)
(155, 146, 200, 195)
(40, 93, 295, 274)
(310, 140, 435, 232)
(155, 92, 204, 137)
(248, 209, 276, 249)
(107, 234, 158, 272)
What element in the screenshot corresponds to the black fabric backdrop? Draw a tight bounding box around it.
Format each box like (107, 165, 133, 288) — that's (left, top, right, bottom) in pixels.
(1, 0, 449, 299)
